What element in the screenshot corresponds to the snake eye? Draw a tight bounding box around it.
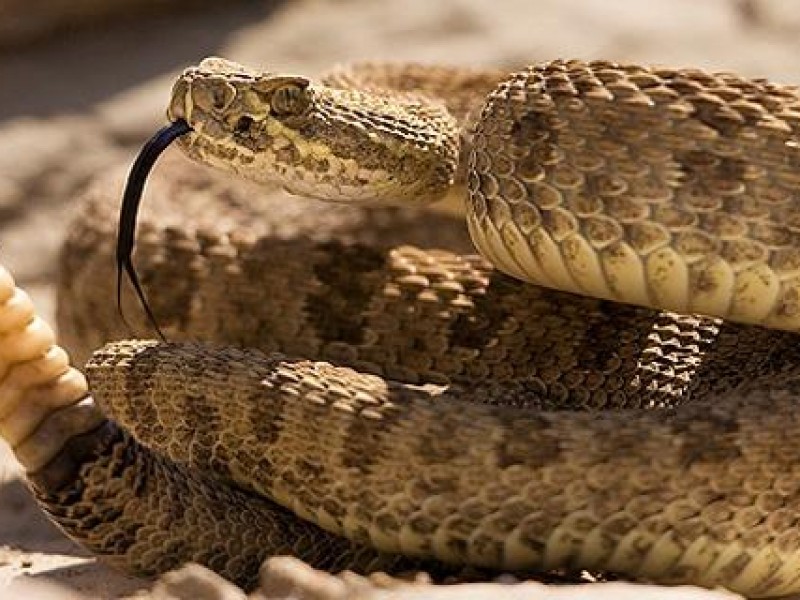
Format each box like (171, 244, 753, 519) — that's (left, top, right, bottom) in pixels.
(270, 82, 309, 117)
(234, 116, 254, 134)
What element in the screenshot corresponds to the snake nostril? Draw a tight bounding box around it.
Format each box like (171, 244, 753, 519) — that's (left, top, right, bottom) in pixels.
(234, 116, 254, 134)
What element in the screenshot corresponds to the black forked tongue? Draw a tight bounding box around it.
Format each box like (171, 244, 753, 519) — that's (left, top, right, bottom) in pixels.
(116, 119, 192, 341)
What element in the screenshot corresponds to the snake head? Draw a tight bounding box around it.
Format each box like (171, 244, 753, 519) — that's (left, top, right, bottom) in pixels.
(167, 57, 457, 204)
(167, 57, 312, 171)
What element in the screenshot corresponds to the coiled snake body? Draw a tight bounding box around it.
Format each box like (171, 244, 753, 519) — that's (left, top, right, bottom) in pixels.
(5, 58, 800, 597)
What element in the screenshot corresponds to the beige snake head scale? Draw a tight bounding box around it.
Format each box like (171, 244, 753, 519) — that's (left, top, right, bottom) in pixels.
(167, 57, 459, 204)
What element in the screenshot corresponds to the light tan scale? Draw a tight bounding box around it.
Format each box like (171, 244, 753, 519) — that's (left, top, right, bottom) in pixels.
(6, 57, 800, 597)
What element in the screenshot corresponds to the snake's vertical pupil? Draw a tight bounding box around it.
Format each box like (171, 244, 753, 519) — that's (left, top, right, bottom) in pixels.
(116, 119, 192, 340)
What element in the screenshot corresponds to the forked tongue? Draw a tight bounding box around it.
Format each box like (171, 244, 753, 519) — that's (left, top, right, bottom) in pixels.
(116, 119, 192, 340)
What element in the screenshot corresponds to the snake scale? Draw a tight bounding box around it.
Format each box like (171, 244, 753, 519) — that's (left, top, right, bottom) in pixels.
(3, 58, 800, 597)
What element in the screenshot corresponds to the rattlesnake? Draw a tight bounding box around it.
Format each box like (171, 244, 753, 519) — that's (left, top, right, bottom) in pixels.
(3, 58, 800, 598)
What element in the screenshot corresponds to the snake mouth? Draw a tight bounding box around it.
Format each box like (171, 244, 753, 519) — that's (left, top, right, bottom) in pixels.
(116, 119, 193, 340)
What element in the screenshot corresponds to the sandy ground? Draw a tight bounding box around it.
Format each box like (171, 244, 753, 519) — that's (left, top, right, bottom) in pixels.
(2, 0, 800, 597)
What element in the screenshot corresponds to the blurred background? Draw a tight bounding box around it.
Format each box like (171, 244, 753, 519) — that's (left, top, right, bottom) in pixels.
(1, 0, 800, 596)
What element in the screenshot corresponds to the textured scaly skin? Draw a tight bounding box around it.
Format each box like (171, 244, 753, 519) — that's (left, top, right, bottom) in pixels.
(0, 264, 423, 590)
(88, 336, 800, 597)
(12, 58, 800, 597)
(467, 62, 800, 329)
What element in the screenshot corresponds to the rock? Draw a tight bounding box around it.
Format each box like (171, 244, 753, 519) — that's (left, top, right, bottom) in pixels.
(123, 558, 743, 600)
(136, 564, 248, 600)
(124, 558, 743, 600)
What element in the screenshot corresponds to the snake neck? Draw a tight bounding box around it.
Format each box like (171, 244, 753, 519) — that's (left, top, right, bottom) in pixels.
(168, 57, 461, 205)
